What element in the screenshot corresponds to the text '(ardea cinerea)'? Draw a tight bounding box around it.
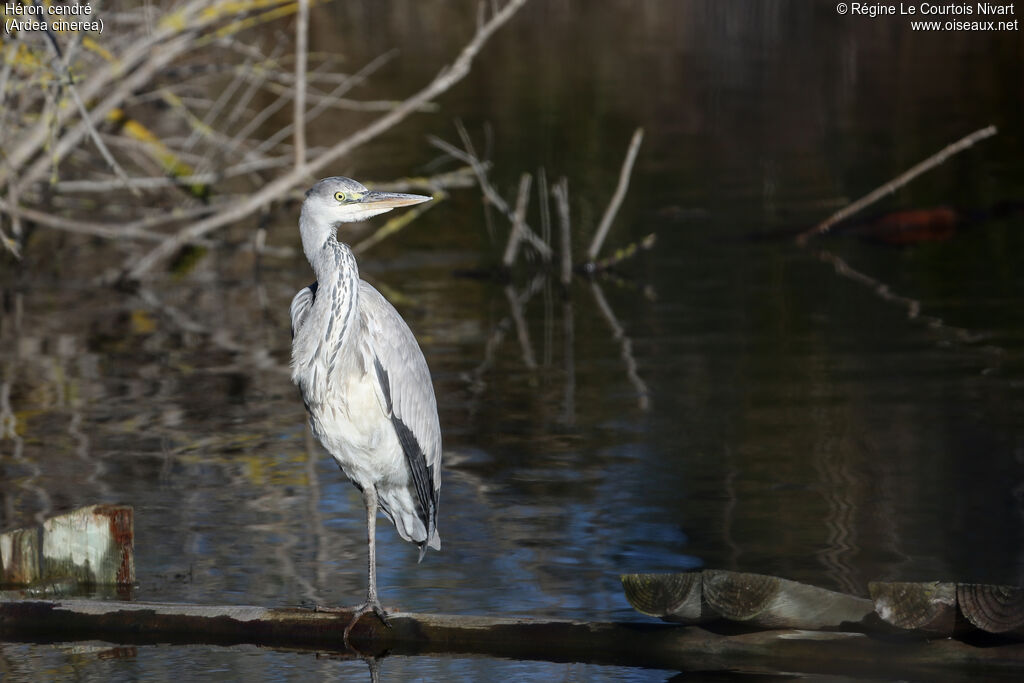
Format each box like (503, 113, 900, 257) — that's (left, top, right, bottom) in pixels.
(289, 177, 441, 640)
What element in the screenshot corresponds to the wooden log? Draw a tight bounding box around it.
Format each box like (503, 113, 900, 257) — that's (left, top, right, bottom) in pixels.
(700, 570, 875, 631)
(957, 584, 1024, 638)
(622, 571, 875, 631)
(1, 598, 1023, 678)
(0, 505, 134, 587)
(869, 581, 957, 637)
(620, 572, 701, 623)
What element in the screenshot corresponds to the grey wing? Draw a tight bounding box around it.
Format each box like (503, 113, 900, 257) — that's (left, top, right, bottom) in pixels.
(357, 280, 442, 547)
(289, 281, 318, 338)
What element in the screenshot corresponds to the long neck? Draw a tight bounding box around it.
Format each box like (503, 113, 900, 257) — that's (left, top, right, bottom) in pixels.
(297, 208, 361, 354)
(299, 206, 334, 278)
(299, 208, 360, 283)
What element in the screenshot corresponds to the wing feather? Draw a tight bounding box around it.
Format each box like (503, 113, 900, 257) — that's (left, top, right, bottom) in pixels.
(289, 281, 318, 339)
(357, 281, 441, 548)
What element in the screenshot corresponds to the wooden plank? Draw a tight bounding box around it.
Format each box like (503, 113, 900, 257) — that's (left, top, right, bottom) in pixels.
(0, 505, 134, 587)
(1, 598, 1022, 678)
(957, 584, 1024, 637)
(869, 581, 957, 637)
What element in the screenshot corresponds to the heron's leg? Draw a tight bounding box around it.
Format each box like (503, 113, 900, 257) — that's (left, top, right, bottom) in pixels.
(364, 484, 380, 606)
(344, 486, 389, 645)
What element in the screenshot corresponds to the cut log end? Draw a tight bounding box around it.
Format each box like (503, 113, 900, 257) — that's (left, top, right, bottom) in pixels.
(957, 583, 1024, 636)
(869, 581, 956, 636)
(620, 572, 701, 621)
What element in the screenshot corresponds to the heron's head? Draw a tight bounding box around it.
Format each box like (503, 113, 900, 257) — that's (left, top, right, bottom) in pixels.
(301, 176, 432, 228)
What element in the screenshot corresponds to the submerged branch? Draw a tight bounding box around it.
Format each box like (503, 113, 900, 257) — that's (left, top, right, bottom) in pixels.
(428, 132, 553, 261)
(796, 125, 998, 244)
(501, 172, 533, 267)
(586, 127, 644, 261)
(553, 177, 572, 286)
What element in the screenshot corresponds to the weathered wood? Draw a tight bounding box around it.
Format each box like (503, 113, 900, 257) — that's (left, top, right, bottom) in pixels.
(620, 572, 701, 622)
(1, 598, 1022, 678)
(0, 528, 40, 584)
(869, 581, 957, 637)
(702, 570, 875, 630)
(622, 571, 875, 631)
(0, 505, 134, 587)
(958, 584, 1024, 637)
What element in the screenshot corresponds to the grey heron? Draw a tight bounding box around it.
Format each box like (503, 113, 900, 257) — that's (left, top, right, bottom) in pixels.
(290, 177, 441, 639)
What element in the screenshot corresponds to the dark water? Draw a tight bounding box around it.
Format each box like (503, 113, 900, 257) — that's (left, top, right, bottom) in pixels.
(3, 1, 1023, 680)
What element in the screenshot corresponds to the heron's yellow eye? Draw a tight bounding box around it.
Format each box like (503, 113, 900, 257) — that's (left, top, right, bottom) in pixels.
(334, 191, 348, 202)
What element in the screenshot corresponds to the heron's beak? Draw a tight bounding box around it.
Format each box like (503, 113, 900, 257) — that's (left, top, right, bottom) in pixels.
(360, 190, 432, 209)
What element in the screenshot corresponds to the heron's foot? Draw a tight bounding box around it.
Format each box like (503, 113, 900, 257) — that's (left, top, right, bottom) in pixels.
(342, 598, 390, 647)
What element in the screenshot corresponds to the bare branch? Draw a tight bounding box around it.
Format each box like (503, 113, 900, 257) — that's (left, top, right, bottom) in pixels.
(587, 127, 644, 261)
(124, 0, 531, 282)
(293, 0, 310, 169)
(589, 233, 657, 273)
(253, 49, 399, 158)
(0, 197, 217, 244)
(1, 0, 213, 188)
(15, 34, 197, 195)
(553, 177, 572, 286)
(796, 125, 998, 244)
(39, 22, 140, 197)
(429, 133, 552, 260)
(502, 172, 532, 267)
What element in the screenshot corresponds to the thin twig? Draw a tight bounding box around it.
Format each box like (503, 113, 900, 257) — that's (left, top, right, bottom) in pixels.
(253, 49, 399, 158)
(0, 42, 16, 112)
(0, 197, 217, 244)
(538, 166, 550, 250)
(264, 85, 439, 112)
(41, 21, 140, 197)
(795, 125, 998, 244)
(590, 233, 657, 272)
(51, 154, 295, 193)
(0, 223, 19, 259)
(16, 34, 197, 195)
(293, 0, 310, 168)
(223, 59, 334, 164)
(184, 57, 254, 153)
(553, 177, 572, 287)
(429, 133, 552, 260)
(370, 165, 480, 193)
(0, 0, 215, 189)
(124, 0, 531, 281)
(502, 172, 532, 267)
(586, 127, 643, 261)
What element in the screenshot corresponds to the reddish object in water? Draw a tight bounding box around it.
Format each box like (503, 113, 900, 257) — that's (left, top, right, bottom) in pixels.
(843, 207, 962, 245)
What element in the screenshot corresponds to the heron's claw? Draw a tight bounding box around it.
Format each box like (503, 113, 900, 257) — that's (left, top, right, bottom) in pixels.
(343, 599, 390, 648)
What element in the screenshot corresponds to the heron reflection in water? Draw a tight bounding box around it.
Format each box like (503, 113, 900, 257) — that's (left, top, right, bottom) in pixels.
(289, 177, 441, 641)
